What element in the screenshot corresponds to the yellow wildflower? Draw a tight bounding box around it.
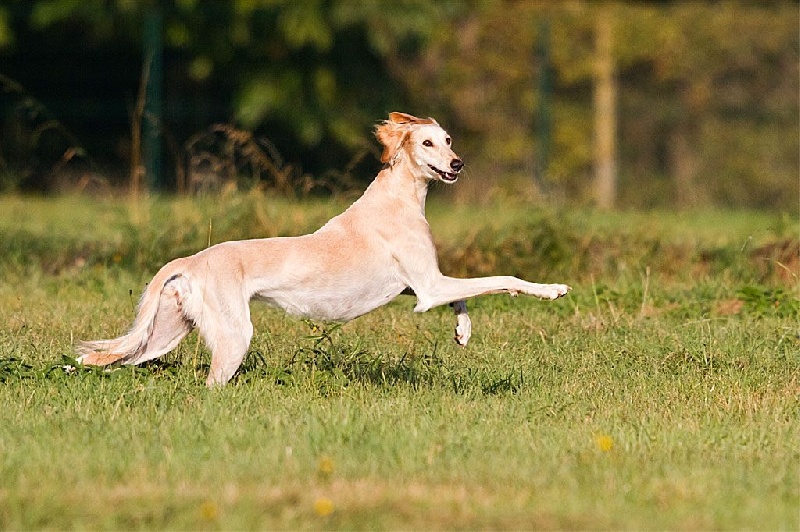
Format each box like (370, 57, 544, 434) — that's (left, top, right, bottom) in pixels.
(314, 497, 335, 517)
(595, 433, 614, 452)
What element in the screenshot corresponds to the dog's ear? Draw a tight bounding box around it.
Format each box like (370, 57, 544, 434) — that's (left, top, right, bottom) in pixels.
(388, 112, 438, 127)
(388, 112, 420, 124)
(375, 119, 410, 164)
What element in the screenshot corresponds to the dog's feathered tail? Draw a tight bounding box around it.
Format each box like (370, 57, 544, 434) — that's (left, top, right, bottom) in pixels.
(77, 258, 193, 366)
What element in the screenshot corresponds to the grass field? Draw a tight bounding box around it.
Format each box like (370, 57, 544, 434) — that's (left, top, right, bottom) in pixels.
(0, 192, 797, 530)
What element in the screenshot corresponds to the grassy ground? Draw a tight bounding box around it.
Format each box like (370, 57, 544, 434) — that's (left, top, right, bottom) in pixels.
(0, 192, 797, 530)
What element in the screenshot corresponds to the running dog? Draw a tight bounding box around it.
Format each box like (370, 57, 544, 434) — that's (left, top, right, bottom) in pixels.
(78, 112, 570, 386)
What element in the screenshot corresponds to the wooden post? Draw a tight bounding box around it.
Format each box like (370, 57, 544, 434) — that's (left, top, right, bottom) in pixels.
(535, 18, 552, 189)
(593, 7, 617, 209)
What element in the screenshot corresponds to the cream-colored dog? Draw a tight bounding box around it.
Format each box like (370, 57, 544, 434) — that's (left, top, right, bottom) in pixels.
(78, 112, 570, 386)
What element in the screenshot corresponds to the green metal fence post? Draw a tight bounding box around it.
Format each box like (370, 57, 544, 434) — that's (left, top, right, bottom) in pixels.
(143, 9, 164, 191)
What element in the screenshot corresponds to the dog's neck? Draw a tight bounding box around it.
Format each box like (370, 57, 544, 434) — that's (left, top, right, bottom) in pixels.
(373, 157, 430, 215)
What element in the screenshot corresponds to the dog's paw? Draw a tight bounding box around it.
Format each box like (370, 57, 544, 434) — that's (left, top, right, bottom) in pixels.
(539, 283, 571, 300)
(454, 316, 472, 346)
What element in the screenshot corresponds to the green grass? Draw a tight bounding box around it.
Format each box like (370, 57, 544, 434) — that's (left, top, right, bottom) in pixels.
(0, 193, 797, 529)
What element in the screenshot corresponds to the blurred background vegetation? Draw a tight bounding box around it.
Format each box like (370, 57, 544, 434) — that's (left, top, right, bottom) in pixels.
(0, 0, 797, 209)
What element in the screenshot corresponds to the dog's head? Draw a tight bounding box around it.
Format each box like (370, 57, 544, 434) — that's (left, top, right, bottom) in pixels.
(375, 112, 464, 183)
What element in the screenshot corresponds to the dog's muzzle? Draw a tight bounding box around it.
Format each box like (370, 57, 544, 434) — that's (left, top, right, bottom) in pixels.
(429, 158, 463, 182)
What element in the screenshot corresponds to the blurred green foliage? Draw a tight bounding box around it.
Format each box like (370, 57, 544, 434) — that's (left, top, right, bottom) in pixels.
(0, 1, 797, 209)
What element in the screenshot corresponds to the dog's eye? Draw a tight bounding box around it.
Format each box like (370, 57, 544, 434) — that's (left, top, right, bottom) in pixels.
(422, 140, 433, 147)
(445, 137, 451, 146)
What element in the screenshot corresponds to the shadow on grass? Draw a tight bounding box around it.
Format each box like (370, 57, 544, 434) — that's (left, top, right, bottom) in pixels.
(233, 322, 524, 396)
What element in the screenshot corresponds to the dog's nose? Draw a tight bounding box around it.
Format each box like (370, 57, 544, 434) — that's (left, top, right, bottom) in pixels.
(450, 159, 464, 172)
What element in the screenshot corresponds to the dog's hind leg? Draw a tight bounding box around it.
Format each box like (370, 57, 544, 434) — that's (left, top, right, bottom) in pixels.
(204, 321, 253, 387)
(191, 293, 254, 387)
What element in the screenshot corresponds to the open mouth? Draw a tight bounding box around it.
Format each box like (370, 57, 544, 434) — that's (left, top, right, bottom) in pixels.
(428, 165, 459, 182)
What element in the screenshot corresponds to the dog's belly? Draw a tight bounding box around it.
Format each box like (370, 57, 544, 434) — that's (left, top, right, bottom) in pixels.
(253, 278, 407, 322)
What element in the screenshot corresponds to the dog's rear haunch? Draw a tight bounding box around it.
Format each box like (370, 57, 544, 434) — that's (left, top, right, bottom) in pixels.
(78, 112, 570, 386)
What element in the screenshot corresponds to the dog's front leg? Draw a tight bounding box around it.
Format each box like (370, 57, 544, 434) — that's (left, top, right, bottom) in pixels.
(413, 275, 570, 312)
(450, 300, 471, 346)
